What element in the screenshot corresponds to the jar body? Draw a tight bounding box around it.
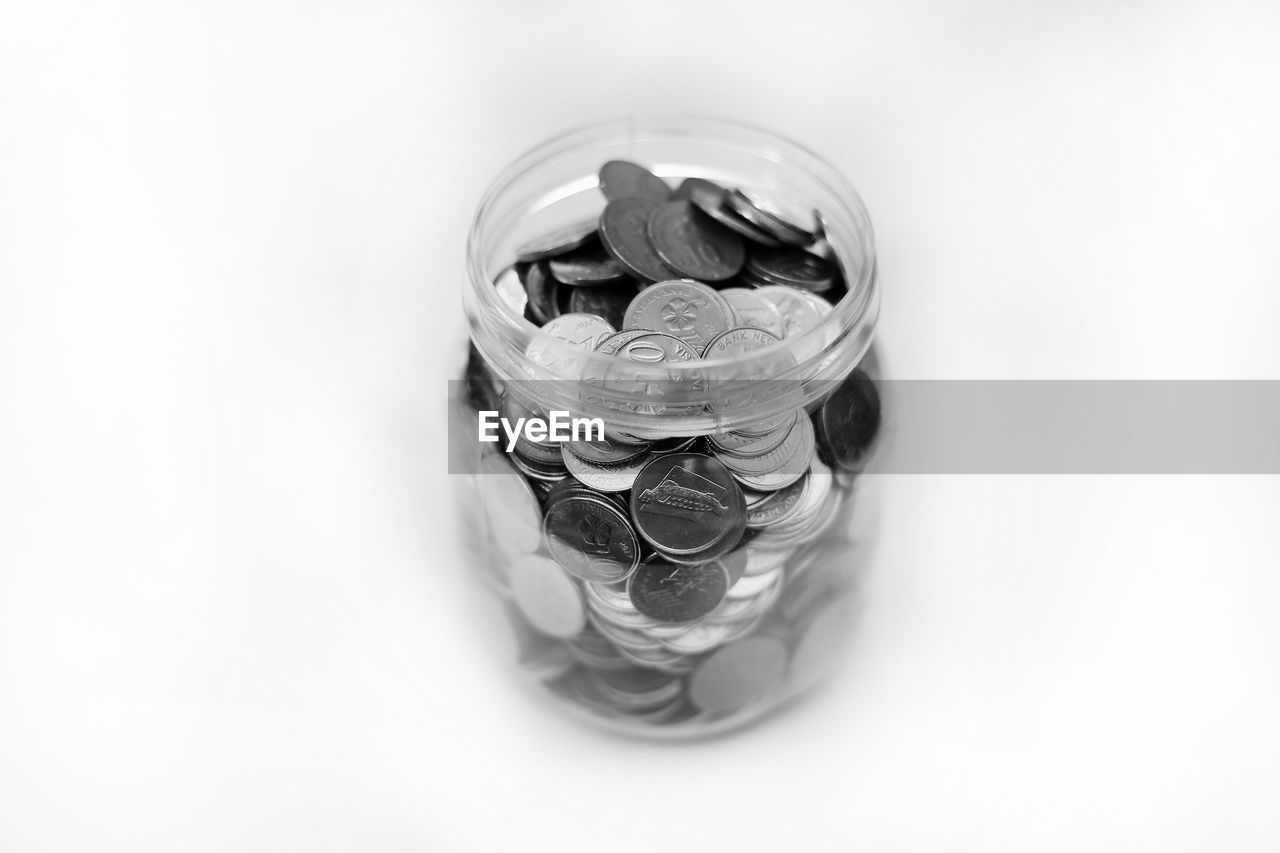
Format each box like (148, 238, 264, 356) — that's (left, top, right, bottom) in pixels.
(454, 118, 883, 738)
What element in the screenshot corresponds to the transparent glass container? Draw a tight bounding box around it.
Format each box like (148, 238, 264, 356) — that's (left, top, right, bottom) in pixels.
(452, 116, 883, 738)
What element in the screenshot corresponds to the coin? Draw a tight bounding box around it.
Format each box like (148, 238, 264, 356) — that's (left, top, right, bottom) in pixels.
(599, 160, 672, 203)
(510, 554, 586, 638)
(708, 412, 797, 457)
(515, 219, 599, 262)
(754, 285, 826, 339)
(789, 595, 855, 691)
(672, 176, 722, 201)
(744, 470, 809, 528)
(564, 434, 650, 466)
(548, 240, 630, 286)
(687, 635, 788, 713)
(816, 368, 881, 472)
(715, 414, 812, 477)
(718, 288, 785, 338)
(608, 331, 702, 365)
(541, 313, 616, 350)
(623, 280, 732, 353)
(630, 453, 746, 556)
(627, 554, 730, 623)
(687, 181, 783, 247)
(746, 245, 836, 292)
(522, 261, 562, 325)
(599, 197, 678, 283)
(493, 265, 528, 316)
(477, 452, 543, 567)
(543, 492, 641, 583)
(725, 190, 816, 247)
(647, 199, 745, 282)
(569, 280, 640, 329)
(561, 445, 649, 492)
(591, 666, 683, 710)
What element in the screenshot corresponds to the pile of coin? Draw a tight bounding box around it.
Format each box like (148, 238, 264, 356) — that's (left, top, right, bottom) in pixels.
(469, 159, 880, 731)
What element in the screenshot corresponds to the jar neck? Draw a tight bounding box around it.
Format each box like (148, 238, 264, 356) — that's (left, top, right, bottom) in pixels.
(463, 117, 879, 435)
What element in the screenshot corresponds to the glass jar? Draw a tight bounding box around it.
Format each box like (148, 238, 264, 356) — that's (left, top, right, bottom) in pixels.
(452, 117, 882, 738)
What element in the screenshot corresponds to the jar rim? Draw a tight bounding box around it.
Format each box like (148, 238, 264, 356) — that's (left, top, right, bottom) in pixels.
(464, 115, 879, 385)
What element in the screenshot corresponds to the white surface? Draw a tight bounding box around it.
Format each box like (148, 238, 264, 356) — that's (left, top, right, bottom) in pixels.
(2, 1, 1279, 850)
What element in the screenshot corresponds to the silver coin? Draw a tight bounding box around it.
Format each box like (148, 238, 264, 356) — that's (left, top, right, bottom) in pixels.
(708, 412, 797, 457)
(515, 219, 598, 263)
(718, 288, 785, 338)
(561, 446, 649, 492)
(745, 470, 809, 528)
(715, 414, 812, 477)
(688, 635, 789, 713)
(731, 426, 814, 492)
(510, 554, 587, 639)
(541, 312, 617, 350)
(725, 190, 817, 247)
(542, 493, 641, 583)
(477, 452, 542, 569)
(789, 595, 855, 692)
(493, 265, 529, 316)
(623, 280, 732, 353)
(590, 667, 683, 711)
(754, 285, 826, 340)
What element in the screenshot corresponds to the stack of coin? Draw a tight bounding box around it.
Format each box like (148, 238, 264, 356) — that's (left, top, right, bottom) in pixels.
(465, 159, 881, 731)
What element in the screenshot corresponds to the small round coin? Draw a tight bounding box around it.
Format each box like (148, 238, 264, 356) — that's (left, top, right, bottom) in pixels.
(599, 160, 672, 202)
(719, 287, 785, 338)
(541, 313, 617, 350)
(726, 190, 816, 247)
(627, 555, 730, 623)
(746, 245, 836, 292)
(754, 285, 826, 339)
(687, 635, 789, 713)
(560, 445, 650, 493)
(647, 200, 745, 282)
(687, 181, 782, 247)
(817, 368, 881, 472)
(622, 280, 732, 353)
(515, 219, 598, 263)
(630, 453, 746, 556)
(510, 554, 587, 638)
(477, 452, 543, 566)
(599, 198, 678, 283)
(548, 240, 630, 286)
(543, 492, 641, 583)
(522, 261, 564, 325)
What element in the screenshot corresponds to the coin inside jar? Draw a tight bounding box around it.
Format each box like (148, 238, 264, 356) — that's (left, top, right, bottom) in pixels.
(543, 491, 641, 583)
(622, 280, 733, 353)
(816, 367, 881, 472)
(687, 635, 788, 713)
(598, 160, 672, 203)
(629, 452, 746, 557)
(510, 554, 587, 639)
(627, 554, 730, 623)
(599, 198, 678, 283)
(718, 288, 785, 338)
(646, 199, 745, 282)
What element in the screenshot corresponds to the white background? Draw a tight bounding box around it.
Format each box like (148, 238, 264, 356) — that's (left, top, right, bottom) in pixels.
(2, 1, 1279, 850)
